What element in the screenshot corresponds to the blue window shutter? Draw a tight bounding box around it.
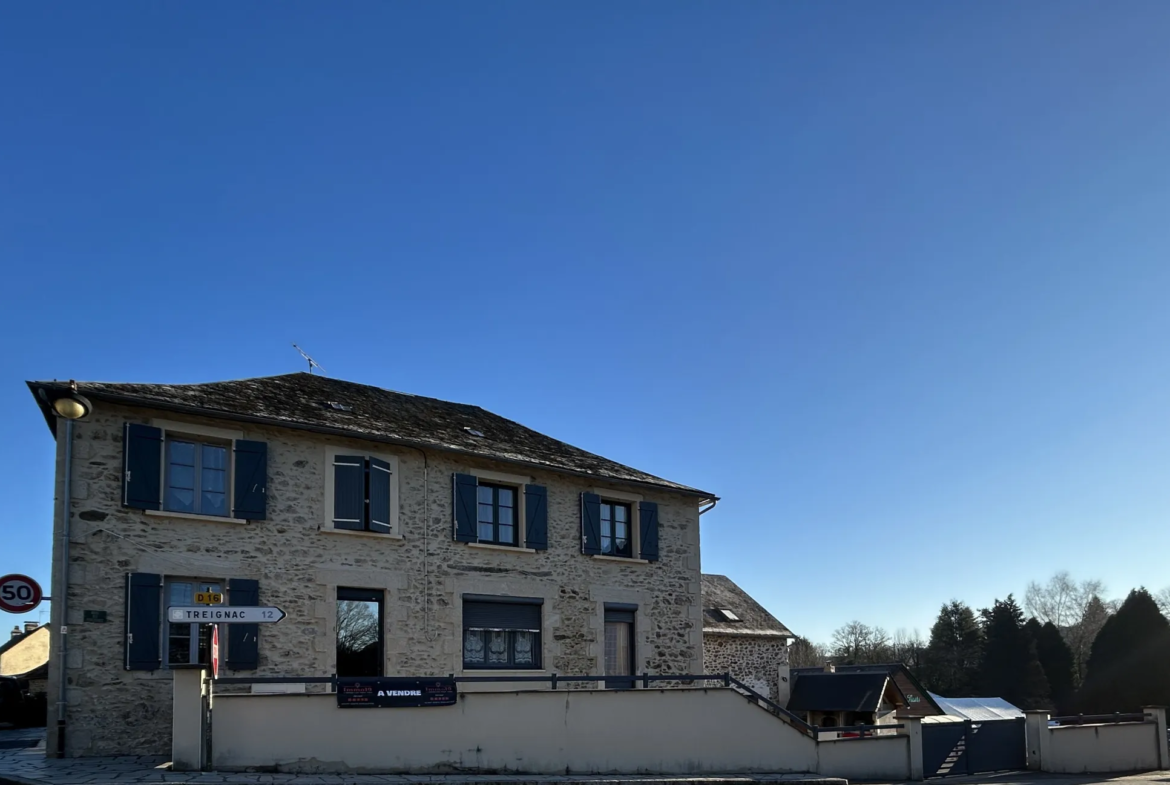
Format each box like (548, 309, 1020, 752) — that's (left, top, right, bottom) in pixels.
(453, 473, 478, 542)
(639, 501, 659, 562)
(232, 440, 268, 520)
(333, 456, 365, 530)
(368, 457, 392, 534)
(581, 492, 601, 555)
(524, 484, 548, 550)
(122, 423, 162, 510)
(124, 573, 162, 671)
(226, 578, 259, 670)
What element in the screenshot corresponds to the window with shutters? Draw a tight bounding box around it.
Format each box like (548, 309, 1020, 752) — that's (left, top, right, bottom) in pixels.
(122, 419, 268, 522)
(462, 596, 543, 670)
(166, 579, 222, 665)
(452, 470, 547, 551)
(336, 587, 384, 677)
(324, 447, 400, 537)
(581, 489, 659, 562)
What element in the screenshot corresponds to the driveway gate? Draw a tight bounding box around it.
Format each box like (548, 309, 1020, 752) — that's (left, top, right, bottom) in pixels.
(922, 718, 1026, 778)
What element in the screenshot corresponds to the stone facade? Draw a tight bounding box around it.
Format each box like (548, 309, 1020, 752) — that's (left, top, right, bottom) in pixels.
(703, 633, 789, 703)
(44, 403, 704, 756)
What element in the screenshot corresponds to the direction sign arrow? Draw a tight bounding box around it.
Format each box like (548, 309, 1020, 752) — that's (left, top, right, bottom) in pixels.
(167, 606, 286, 624)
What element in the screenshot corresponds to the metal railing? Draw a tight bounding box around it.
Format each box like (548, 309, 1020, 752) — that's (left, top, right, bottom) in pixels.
(208, 672, 733, 689)
(1050, 712, 1151, 725)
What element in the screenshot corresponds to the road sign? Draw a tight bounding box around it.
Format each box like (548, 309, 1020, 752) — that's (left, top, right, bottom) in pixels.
(167, 606, 285, 624)
(211, 625, 220, 679)
(195, 591, 223, 605)
(0, 574, 43, 614)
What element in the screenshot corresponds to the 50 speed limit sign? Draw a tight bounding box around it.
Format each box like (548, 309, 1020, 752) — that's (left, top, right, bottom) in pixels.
(0, 574, 44, 613)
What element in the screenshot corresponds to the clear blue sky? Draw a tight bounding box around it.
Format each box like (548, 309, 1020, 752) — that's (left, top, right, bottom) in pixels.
(2, 2, 1169, 644)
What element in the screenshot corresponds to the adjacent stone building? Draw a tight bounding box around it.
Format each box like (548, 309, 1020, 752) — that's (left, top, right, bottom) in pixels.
(701, 574, 793, 704)
(28, 373, 716, 757)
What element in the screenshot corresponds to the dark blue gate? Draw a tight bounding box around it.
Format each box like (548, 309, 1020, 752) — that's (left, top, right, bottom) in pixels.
(923, 718, 1026, 778)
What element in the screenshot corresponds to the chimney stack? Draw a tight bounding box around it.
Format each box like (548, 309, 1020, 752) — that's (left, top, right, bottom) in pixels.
(9, 626, 20, 641)
(24, 621, 38, 634)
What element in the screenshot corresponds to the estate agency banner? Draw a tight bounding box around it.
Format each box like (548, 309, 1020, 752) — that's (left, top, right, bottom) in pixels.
(336, 677, 457, 708)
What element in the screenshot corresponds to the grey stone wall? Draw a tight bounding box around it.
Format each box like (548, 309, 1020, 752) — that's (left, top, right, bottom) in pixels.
(703, 634, 789, 703)
(44, 403, 704, 756)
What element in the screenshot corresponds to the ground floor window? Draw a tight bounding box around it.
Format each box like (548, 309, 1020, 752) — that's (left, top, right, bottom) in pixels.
(336, 587, 384, 677)
(166, 579, 222, 666)
(604, 605, 636, 688)
(462, 595, 542, 669)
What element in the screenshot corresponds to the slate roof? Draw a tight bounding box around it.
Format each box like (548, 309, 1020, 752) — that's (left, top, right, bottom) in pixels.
(791, 663, 945, 716)
(701, 574, 793, 637)
(787, 672, 890, 713)
(28, 374, 713, 497)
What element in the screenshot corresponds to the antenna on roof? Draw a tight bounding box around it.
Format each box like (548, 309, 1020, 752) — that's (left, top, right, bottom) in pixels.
(292, 344, 327, 375)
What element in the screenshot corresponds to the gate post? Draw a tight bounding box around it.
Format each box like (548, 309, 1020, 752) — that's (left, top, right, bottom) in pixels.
(1143, 707, 1167, 770)
(899, 714, 924, 781)
(172, 668, 206, 771)
(1024, 711, 1049, 772)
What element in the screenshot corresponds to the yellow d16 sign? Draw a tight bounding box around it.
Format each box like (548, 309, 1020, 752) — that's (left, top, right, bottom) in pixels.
(195, 591, 223, 605)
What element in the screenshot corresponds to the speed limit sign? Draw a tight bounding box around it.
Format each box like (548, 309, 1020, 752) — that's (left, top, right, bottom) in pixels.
(0, 574, 44, 613)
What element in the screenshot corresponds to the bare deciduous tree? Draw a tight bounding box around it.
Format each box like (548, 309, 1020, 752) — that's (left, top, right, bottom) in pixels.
(336, 600, 379, 656)
(1024, 572, 1105, 628)
(1155, 587, 1170, 619)
(789, 636, 829, 668)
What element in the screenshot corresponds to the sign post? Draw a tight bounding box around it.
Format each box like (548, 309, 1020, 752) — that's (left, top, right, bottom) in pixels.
(167, 606, 286, 624)
(0, 574, 43, 614)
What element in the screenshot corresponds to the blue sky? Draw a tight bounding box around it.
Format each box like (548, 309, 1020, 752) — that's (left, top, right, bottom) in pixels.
(2, 2, 1169, 644)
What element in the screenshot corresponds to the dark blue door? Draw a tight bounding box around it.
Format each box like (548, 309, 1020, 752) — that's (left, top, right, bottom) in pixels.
(967, 718, 1026, 773)
(923, 721, 969, 778)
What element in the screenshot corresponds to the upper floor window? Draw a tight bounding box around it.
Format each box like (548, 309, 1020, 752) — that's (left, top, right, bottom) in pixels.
(166, 439, 229, 517)
(122, 421, 267, 521)
(477, 483, 518, 546)
(600, 501, 632, 557)
(324, 448, 400, 536)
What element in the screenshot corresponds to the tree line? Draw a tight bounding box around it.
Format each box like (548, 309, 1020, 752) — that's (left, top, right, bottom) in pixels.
(791, 572, 1170, 714)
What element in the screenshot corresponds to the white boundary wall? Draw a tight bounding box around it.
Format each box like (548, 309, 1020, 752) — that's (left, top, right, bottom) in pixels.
(1026, 709, 1169, 774)
(211, 688, 822, 774)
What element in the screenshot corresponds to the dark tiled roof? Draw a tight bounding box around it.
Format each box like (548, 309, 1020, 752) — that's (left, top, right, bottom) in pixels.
(787, 672, 889, 713)
(791, 663, 945, 716)
(701, 574, 793, 637)
(28, 374, 712, 497)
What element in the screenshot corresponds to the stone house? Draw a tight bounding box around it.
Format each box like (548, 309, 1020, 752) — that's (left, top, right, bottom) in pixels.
(700, 574, 793, 704)
(28, 373, 716, 757)
(1, 623, 50, 694)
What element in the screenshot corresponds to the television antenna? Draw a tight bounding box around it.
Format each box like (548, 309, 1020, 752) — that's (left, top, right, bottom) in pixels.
(292, 344, 326, 375)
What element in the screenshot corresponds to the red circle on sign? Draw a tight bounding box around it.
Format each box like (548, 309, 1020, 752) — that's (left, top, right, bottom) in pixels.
(0, 574, 43, 614)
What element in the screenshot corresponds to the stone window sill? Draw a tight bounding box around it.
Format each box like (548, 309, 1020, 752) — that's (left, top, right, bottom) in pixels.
(590, 554, 650, 565)
(318, 526, 405, 542)
(145, 509, 246, 525)
(466, 542, 537, 554)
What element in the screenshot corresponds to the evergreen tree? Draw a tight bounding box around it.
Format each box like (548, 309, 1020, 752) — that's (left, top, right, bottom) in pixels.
(1078, 588, 1170, 713)
(1066, 594, 1112, 686)
(980, 596, 1050, 709)
(1028, 619, 1076, 713)
(921, 601, 984, 696)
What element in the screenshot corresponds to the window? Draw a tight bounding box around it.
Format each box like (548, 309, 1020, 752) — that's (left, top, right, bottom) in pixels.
(336, 587, 383, 677)
(476, 483, 518, 546)
(165, 439, 229, 517)
(166, 579, 222, 666)
(462, 596, 542, 670)
(600, 501, 632, 557)
(604, 605, 636, 689)
(122, 421, 268, 521)
(327, 449, 398, 535)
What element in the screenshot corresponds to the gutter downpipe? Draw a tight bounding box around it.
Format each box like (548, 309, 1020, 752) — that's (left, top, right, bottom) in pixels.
(55, 417, 73, 757)
(699, 497, 718, 515)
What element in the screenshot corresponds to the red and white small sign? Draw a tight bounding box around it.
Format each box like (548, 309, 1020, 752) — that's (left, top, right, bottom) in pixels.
(211, 624, 220, 679)
(0, 574, 43, 614)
